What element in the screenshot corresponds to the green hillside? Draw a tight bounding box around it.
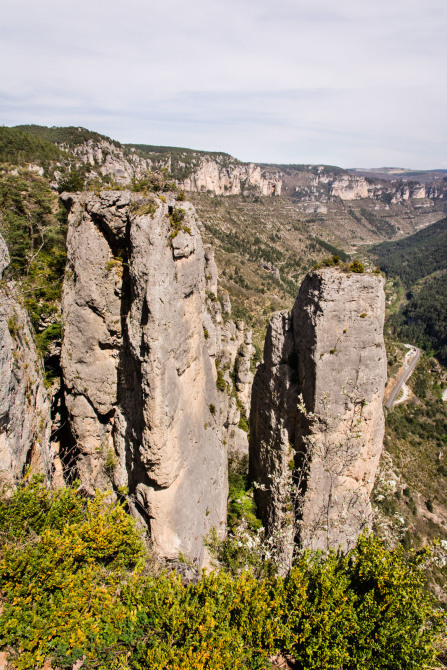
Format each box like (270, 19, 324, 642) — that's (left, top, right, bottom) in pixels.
(0, 126, 64, 166)
(390, 274, 447, 362)
(370, 218, 447, 361)
(370, 216, 447, 286)
(15, 124, 120, 149)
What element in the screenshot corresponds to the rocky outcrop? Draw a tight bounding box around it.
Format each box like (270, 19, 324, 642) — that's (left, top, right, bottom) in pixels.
(250, 268, 387, 567)
(58, 139, 155, 186)
(58, 138, 282, 197)
(60, 191, 253, 566)
(201, 253, 252, 457)
(283, 165, 447, 211)
(179, 159, 281, 196)
(234, 330, 255, 416)
(249, 311, 298, 570)
(0, 235, 52, 483)
(329, 174, 429, 202)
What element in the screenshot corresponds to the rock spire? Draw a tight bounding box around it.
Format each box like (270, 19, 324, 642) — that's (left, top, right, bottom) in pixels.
(249, 268, 387, 569)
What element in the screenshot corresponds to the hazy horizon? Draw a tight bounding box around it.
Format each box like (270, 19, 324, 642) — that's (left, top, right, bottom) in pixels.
(2, 0, 446, 169)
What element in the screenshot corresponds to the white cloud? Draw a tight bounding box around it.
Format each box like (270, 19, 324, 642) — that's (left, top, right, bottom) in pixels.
(1, 0, 446, 167)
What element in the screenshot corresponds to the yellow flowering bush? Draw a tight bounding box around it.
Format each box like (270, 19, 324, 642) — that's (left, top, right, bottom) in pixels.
(0, 477, 444, 669)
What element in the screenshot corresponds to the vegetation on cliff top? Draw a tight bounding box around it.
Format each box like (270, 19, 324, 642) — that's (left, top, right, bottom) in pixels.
(14, 125, 120, 150)
(0, 167, 67, 364)
(0, 127, 64, 167)
(0, 476, 444, 670)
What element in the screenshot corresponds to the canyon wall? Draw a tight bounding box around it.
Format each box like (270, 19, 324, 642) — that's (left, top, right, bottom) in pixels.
(282, 165, 447, 212)
(59, 139, 282, 197)
(0, 183, 388, 570)
(179, 159, 281, 196)
(0, 235, 52, 483)
(250, 268, 387, 568)
(67, 136, 446, 205)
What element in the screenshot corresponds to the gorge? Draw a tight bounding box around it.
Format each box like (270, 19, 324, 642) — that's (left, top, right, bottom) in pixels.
(0, 185, 387, 567)
(1, 124, 446, 668)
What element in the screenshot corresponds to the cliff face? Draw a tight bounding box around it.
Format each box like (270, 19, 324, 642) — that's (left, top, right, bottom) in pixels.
(328, 174, 428, 202)
(58, 138, 154, 185)
(250, 268, 387, 567)
(64, 134, 445, 206)
(179, 159, 281, 196)
(201, 261, 253, 458)
(0, 235, 52, 483)
(248, 311, 298, 568)
(281, 166, 447, 208)
(58, 138, 282, 197)
(60, 191, 251, 565)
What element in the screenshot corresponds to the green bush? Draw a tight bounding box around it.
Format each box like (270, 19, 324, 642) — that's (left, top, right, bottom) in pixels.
(169, 207, 191, 240)
(131, 170, 177, 194)
(0, 478, 444, 670)
(215, 360, 228, 392)
(349, 259, 365, 273)
(314, 255, 341, 269)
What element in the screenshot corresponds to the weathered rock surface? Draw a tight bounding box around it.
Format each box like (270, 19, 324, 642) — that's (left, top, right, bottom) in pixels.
(179, 159, 282, 196)
(250, 268, 387, 565)
(201, 257, 251, 457)
(59, 138, 156, 186)
(0, 234, 52, 483)
(60, 191, 252, 565)
(249, 311, 298, 570)
(63, 135, 446, 207)
(59, 138, 282, 197)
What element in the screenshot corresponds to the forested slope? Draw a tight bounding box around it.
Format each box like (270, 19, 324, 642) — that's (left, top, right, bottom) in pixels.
(371, 216, 447, 286)
(371, 218, 447, 361)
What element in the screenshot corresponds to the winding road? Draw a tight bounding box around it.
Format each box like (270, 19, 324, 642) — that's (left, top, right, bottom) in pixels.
(385, 345, 421, 411)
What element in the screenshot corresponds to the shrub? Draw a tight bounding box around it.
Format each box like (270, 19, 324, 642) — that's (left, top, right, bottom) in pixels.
(35, 322, 61, 356)
(314, 255, 341, 269)
(0, 476, 145, 669)
(0, 479, 444, 670)
(349, 259, 365, 273)
(169, 207, 191, 240)
(131, 170, 177, 194)
(215, 360, 228, 392)
(7, 312, 19, 339)
(131, 199, 157, 218)
(280, 535, 445, 669)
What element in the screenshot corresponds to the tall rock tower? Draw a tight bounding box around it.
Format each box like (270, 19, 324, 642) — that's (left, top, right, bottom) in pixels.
(60, 191, 252, 567)
(249, 268, 387, 569)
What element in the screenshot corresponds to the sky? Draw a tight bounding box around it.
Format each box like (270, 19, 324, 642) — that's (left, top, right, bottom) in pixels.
(1, 0, 446, 168)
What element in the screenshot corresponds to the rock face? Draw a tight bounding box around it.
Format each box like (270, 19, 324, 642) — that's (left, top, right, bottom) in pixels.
(250, 268, 387, 567)
(329, 174, 429, 202)
(201, 250, 252, 457)
(0, 234, 52, 483)
(179, 159, 282, 196)
(59, 138, 282, 197)
(249, 311, 298, 569)
(62, 135, 445, 206)
(60, 191, 250, 566)
(284, 165, 447, 212)
(57, 138, 154, 186)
